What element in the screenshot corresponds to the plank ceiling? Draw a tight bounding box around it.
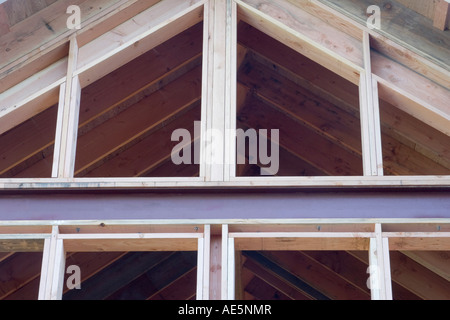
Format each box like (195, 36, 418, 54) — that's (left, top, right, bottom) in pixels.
(1, 249, 449, 300)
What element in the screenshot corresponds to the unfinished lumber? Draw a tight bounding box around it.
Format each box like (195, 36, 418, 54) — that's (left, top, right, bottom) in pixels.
(151, 268, 197, 300)
(237, 95, 363, 176)
(80, 103, 200, 178)
(390, 251, 450, 300)
(368, 224, 392, 300)
(237, 0, 363, 85)
(0, 4, 10, 37)
(104, 251, 197, 300)
(0, 252, 44, 299)
(0, 0, 147, 74)
(242, 256, 311, 300)
(433, 0, 450, 30)
(196, 226, 207, 300)
(372, 51, 450, 136)
(261, 251, 369, 300)
(201, 0, 232, 181)
(360, 31, 383, 176)
(52, 36, 81, 178)
(0, 0, 161, 92)
(209, 234, 222, 300)
(76, 0, 204, 88)
(318, 0, 450, 71)
(400, 251, 450, 282)
(38, 226, 66, 300)
(62, 251, 174, 300)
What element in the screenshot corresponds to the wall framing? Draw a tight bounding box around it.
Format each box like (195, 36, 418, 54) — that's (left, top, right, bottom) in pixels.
(0, 0, 448, 188)
(0, 0, 449, 301)
(1, 219, 449, 300)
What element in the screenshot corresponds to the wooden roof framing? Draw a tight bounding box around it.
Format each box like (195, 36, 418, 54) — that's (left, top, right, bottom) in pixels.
(0, 0, 449, 189)
(0, 0, 449, 301)
(0, 220, 449, 300)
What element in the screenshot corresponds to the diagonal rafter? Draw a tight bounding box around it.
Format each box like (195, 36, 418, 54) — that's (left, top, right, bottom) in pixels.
(242, 251, 330, 300)
(0, 23, 204, 179)
(63, 251, 174, 300)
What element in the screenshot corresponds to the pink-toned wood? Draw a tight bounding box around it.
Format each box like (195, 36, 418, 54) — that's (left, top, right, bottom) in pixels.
(209, 235, 222, 300)
(433, 0, 450, 30)
(0, 5, 10, 37)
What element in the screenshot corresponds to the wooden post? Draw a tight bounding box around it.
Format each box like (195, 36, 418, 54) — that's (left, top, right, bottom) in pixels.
(51, 238, 66, 300)
(197, 224, 211, 300)
(202, 0, 235, 182)
(221, 224, 236, 300)
(227, 236, 235, 299)
(433, 0, 450, 31)
(38, 226, 66, 300)
(368, 223, 392, 300)
(197, 235, 205, 300)
(221, 224, 229, 299)
(360, 31, 383, 176)
(52, 36, 81, 178)
(224, 0, 237, 181)
(209, 233, 222, 299)
(382, 235, 393, 300)
(38, 237, 51, 300)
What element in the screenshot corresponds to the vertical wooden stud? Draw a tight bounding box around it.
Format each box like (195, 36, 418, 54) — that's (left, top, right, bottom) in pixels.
(202, 0, 235, 182)
(209, 233, 222, 299)
(369, 223, 392, 300)
(227, 237, 235, 299)
(38, 238, 51, 300)
(221, 224, 229, 299)
(360, 31, 383, 176)
(224, 0, 237, 181)
(197, 224, 211, 300)
(38, 226, 66, 300)
(52, 36, 81, 178)
(50, 239, 66, 300)
(197, 236, 205, 300)
(433, 0, 450, 31)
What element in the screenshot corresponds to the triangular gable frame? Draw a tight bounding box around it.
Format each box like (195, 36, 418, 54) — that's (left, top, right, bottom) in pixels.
(0, 0, 449, 188)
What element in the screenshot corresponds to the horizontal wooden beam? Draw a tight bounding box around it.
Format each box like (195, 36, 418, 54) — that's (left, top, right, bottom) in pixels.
(1, 176, 450, 189)
(63, 238, 199, 252)
(230, 232, 374, 238)
(0, 239, 45, 252)
(388, 237, 450, 251)
(234, 237, 370, 250)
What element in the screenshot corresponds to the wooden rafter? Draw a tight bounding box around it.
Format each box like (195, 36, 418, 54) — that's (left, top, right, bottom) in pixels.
(0, 220, 449, 300)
